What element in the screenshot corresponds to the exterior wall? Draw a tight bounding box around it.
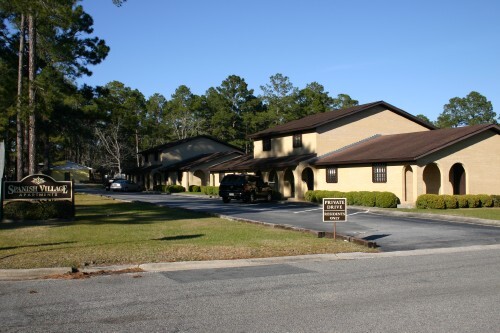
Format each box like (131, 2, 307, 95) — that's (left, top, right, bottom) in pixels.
(315, 164, 405, 201)
(161, 137, 237, 166)
(316, 107, 430, 155)
(417, 131, 500, 195)
(254, 132, 317, 159)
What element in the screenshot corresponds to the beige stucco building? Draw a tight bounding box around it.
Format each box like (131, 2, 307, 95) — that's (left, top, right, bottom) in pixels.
(127, 135, 243, 190)
(210, 101, 500, 206)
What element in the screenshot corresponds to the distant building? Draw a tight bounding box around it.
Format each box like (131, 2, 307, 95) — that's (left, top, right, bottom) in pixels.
(49, 161, 93, 183)
(126, 135, 243, 190)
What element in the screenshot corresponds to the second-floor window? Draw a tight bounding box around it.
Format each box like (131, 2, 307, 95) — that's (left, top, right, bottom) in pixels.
(263, 137, 271, 151)
(293, 133, 302, 148)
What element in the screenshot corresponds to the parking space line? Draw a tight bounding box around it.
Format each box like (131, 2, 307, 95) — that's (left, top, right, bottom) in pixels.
(293, 208, 322, 214)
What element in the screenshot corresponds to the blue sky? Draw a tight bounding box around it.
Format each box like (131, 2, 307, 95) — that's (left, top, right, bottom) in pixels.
(78, 0, 500, 121)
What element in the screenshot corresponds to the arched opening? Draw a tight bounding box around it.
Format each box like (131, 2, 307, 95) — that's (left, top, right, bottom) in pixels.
(153, 173, 162, 187)
(193, 170, 206, 186)
(268, 170, 279, 194)
(450, 163, 466, 195)
(284, 169, 295, 198)
(423, 163, 441, 194)
(301, 167, 314, 192)
(404, 165, 413, 202)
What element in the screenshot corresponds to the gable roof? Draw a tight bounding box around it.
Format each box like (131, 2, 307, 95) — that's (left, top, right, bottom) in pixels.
(210, 153, 316, 172)
(248, 101, 436, 140)
(138, 135, 243, 155)
(314, 124, 500, 166)
(159, 151, 243, 172)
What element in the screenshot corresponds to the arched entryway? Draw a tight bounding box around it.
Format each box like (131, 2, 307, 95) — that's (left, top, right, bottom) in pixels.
(193, 170, 206, 186)
(301, 167, 314, 192)
(403, 165, 413, 202)
(423, 163, 441, 194)
(153, 173, 162, 188)
(450, 163, 466, 195)
(268, 170, 279, 194)
(284, 168, 295, 198)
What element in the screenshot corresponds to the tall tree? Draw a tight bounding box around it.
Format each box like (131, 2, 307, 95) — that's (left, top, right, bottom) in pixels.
(0, 0, 109, 177)
(436, 91, 497, 128)
(205, 75, 258, 149)
(259, 73, 300, 126)
(332, 93, 359, 109)
(166, 85, 204, 140)
(297, 82, 334, 117)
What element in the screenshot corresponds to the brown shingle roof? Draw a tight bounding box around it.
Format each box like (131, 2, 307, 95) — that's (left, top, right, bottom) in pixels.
(138, 135, 243, 154)
(210, 153, 316, 172)
(158, 151, 243, 172)
(314, 124, 500, 166)
(248, 101, 436, 140)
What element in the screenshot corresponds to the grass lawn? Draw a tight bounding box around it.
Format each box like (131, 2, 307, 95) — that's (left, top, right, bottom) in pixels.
(0, 194, 374, 269)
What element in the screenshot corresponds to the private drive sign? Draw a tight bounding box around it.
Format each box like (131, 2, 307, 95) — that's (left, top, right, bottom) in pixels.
(3, 174, 73, 201)
(323, 198, 347, 222)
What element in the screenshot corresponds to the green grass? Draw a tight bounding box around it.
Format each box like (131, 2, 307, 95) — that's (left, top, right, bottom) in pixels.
(0, 194, 373, 269)
(394, 207, 500, 220)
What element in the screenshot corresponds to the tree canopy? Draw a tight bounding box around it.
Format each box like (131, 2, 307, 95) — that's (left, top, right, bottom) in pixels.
(436, 91, 497, 128)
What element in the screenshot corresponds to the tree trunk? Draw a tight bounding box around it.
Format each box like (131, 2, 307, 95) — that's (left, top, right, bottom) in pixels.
(28, 13, 36, 174)
(16, 14, 25, 180)
(135, 128, 140, 167)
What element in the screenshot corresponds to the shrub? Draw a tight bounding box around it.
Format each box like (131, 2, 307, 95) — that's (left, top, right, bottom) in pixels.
(477, 194, 493, 207)
(442, 195, 458, 209)
(4, 200, 74, 220)
(304, 191, 315, 202)
(492, 195, 500, 208)
(167, 185, 185, 193)
(359, 191, 376, 207)
(200, 186, 218, 195)
(456, 195, 468, 208)
(465, 195, 481, 208)
(416, 194, 445, 209)
(189, 185, 200, 192)
(375, 192, 398, 208)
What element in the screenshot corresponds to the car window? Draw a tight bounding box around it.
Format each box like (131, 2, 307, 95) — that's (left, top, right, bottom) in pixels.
(221, 175, 245, 186)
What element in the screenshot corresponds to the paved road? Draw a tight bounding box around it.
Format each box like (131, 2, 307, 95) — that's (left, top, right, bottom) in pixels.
(1, 246, 499, 332)
(80, 189, 500, 252)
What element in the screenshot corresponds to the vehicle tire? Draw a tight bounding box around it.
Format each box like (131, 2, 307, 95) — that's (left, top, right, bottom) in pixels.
(249, 192, 256, 203)
(266, 192, 272, 202)
(222, 197, 231, 203)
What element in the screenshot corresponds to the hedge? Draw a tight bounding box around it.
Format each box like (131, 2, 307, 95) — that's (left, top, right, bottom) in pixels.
(153, 184, 186, 193)
(4, 200, 75, 220)
(304, 190, 399, 208)
(201, 186, 219, 196)
(416, 194, 498, 209)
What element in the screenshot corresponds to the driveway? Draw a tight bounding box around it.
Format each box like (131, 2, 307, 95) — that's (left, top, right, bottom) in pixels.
(80, 189, 500, 252)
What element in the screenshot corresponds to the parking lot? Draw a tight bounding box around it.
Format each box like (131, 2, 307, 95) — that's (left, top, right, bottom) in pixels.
(81, 189, 500, 252)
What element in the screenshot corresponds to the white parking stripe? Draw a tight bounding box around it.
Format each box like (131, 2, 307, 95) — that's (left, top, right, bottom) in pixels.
(293, 208, 323, 214)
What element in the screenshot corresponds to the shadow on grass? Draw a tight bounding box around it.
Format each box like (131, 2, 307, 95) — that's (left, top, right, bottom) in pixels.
(0, 241, 77, 251)
(1, 200, 212, 229)
(153, 234, 204, 241)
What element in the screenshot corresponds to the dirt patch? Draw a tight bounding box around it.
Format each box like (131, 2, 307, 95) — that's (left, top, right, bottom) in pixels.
(43, 267, 144, 280)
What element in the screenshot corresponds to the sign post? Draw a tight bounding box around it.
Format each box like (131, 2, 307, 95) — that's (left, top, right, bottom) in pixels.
(323, 198, 347, 239)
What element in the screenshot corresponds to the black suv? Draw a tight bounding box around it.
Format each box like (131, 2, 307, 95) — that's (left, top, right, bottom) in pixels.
(219, 174, 273, 203)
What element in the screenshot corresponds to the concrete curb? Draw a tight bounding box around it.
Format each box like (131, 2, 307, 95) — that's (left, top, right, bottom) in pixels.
(3, 244, 500, 281)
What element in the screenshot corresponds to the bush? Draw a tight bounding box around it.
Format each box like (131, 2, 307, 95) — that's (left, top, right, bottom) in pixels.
(201, 186, 219, 195)
(304, 190, 398, 208)
(4, 200, 75, 220)
(492, 195, 500, 208)
(416, 194, 445, 209)
(477, 194, 493, 207)
(442, 195, 458, 209)
(167, 185, 185, 193)
(465, 195, 481, 208)
(456, 195, 468, 208)
(304, 191, 315, 202)
(375, 192, 399, 208)
(189, 185, 201, 192)
(359, 191, 376, 207)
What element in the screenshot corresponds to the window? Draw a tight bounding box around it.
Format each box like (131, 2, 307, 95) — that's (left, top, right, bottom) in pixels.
(293, 133, 302, 148)
(263, 137, 271, 151)
(154, 151, 159, 162)
(326, 167, 338, 183)
(372, 163, 387, 183)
